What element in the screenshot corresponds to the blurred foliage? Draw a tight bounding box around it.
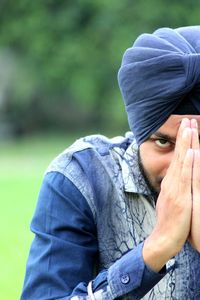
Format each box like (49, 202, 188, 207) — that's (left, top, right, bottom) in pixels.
(0, 0, 200, 137)
(0, 133, 74, 300)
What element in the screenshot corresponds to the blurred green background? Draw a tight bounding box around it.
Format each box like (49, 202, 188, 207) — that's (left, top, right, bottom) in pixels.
(0, 1, 200, 299)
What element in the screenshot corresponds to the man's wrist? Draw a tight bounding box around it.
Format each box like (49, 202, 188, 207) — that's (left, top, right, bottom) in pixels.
(142, 233, 174, 273)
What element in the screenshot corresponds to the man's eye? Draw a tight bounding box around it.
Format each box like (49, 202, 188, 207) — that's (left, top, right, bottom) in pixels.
(155, 139, 171, 148)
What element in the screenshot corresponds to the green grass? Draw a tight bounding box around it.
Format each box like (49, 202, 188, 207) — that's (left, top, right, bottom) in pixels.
(0, 132, 79, 300)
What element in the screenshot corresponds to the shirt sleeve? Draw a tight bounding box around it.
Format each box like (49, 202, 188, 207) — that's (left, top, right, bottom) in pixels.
(20, 171, 169, 300)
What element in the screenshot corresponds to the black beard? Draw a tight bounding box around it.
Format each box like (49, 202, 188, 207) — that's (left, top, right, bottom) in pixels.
(137, 150, 159, 203)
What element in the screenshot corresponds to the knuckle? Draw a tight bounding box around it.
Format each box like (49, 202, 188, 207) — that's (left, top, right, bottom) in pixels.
(180, 175, 188, 186)
(174, 199, 185, 213)
(179, 159, 184, 168)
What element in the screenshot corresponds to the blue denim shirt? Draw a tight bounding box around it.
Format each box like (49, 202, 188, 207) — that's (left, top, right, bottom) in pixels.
(21, 133, 200, 300)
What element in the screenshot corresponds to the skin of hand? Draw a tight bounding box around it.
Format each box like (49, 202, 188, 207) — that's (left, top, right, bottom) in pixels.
(188, 119, 200, 251)
(142, 118, 194, 272)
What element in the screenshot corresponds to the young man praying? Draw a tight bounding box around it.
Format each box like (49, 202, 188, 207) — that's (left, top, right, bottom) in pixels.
(21, 26, 200, 300)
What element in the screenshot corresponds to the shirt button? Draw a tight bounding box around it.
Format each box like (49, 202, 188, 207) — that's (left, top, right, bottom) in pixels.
(120, 274, 130, 284)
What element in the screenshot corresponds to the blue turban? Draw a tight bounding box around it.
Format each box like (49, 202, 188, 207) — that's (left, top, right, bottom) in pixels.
(118, 26, 200, 145)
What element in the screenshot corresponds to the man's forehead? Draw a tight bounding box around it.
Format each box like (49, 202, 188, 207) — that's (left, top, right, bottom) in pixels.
(166, 114, 200, 125)
(154, 114, 200, 139)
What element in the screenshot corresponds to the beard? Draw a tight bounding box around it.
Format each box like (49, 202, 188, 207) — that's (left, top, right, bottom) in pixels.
(138, 150, 160, 202)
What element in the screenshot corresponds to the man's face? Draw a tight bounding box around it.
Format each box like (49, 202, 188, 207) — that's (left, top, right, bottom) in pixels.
(139, 115, 200, 195)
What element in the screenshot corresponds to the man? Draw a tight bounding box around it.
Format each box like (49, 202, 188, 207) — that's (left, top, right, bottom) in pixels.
(21, 26, 200, 299)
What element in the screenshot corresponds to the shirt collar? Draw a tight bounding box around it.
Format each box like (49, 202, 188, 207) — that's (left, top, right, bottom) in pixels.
(120, 138, 151, 196)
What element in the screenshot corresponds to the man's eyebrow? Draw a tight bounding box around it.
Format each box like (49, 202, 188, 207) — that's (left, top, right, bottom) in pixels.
(151, 131, 176, 143)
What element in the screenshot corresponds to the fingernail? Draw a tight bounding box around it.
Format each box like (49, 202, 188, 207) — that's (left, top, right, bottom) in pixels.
(182, 127, 191, 138)
(191, 119, 197, 128)
(192, 128, 198, 135)
(181, 118, 189, 127)
(187, 148, 193, 158)
(195, 150, 200, 157)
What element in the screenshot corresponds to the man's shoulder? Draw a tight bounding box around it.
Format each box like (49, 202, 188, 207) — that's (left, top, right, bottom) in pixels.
(45, 132, 134, 176)
(80, 132, 134, 155)
(44, 132, 135, 218)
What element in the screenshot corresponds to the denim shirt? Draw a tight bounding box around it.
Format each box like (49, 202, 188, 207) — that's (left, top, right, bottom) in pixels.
(21, 132, 200, 300)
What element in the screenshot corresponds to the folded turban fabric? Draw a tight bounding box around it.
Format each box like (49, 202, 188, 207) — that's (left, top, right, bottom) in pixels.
(118, 26, 200, 145)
